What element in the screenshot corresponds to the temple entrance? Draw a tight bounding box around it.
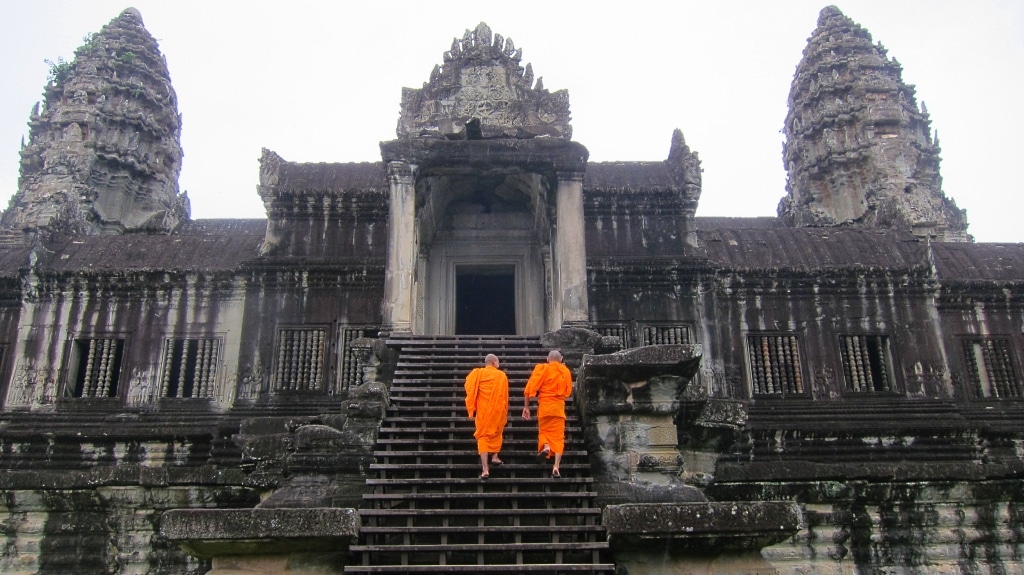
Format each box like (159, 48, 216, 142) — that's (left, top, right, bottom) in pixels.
(413, 171, 552, 336)
(455, 265, 516, 335)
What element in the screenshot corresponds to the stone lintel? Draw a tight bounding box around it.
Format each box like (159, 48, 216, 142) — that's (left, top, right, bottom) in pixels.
(159, 507, 360, 558)
(602, 501, 802, 551)
(379, 138, 588, 176)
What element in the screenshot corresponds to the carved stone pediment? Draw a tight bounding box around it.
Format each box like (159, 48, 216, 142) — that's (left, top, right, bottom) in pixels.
(397, 22, 571, 140)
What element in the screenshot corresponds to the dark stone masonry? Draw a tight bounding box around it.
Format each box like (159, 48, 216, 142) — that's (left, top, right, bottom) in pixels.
(0, 7, 1022, 575)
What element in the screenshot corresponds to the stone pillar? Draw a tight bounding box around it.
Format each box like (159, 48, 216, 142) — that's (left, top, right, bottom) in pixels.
(554, 171, 589, 328)
(382, 162, 417, 334)
(577, 345, 702, 488)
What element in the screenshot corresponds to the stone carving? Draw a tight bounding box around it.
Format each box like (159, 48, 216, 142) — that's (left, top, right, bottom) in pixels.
(6, 363, 59, 408)
(125, 364, 157, 405)
(777, 6, 969, 241)
(666, 128, 702, 203)
(236, 354, 266, 401)
(397, 22, 572, 140)
(0, 8, 188, 240)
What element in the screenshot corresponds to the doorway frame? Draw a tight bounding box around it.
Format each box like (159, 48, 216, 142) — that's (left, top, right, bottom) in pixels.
(454, 263, 517, 335)
(421, 236, 546, 336)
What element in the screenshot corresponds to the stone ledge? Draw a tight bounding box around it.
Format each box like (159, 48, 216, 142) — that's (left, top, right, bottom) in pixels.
(160, 507, 360, 558)
(0, 465, 249, 489)
(602, 501, 801, 551)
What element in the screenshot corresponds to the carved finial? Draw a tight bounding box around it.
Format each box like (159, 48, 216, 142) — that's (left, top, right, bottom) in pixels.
(504, 38, 516, 57)
(818, 5, 844, 25)
(120, 7, 143, 24)
(666, 129, 702, 195)
(493, 33, 504, 52)
(523, 63, 534, 89)
(475, 22, 492, 48)
(670, 128, 687, 153)
(258, 148, 283, 188)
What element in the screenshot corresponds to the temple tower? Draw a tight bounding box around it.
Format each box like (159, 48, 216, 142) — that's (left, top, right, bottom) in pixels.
(380, 23, 589, 336)
(2, 8, 188, 239)
(778, 6, 969, 241)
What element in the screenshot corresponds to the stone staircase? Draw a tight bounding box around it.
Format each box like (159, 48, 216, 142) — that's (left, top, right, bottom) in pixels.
(344, 335, 614, 574)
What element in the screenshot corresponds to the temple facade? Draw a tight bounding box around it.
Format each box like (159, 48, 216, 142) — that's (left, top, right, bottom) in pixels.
(0, 7, 1022, 575)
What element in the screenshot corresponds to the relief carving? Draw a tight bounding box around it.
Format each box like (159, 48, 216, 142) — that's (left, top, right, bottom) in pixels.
(397, 23, 571, 140)
(237, 356, 266, 401)
(7, 363, 59, 408)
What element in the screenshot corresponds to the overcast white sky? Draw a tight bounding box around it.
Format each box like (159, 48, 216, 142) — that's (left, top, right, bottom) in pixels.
(1, 1, 1021, 241)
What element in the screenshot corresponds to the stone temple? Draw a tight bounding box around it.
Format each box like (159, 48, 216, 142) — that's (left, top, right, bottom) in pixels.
(0, 6, 1022, 575)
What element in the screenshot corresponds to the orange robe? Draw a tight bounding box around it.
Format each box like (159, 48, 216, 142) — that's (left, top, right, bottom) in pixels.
(465, 365, 509, 454)
(524, 362, 573, 455)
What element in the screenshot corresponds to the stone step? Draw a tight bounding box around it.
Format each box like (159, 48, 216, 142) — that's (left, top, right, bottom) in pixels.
(347, 336, 608, 574)
(358, 507, 602, 518)
(359, 525, 604, 535)
(365, 477, 592, 486)
(350, 541, 608, 553)
(389, 388, 540, 397)
(373, 438, 579, 448)
(344, 560, 614, 568)
(377, 425, 582, 435)
(380, 415, 576, 425)
(372, 449, 588, 458)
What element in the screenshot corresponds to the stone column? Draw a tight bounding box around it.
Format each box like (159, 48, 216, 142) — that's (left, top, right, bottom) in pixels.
(554, 171, 589, 328)
(382, 161, 417, 335)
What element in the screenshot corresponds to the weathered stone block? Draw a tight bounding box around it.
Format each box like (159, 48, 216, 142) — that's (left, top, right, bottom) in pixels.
(159, 507, 360, 558)
(603, 501, 802, 551)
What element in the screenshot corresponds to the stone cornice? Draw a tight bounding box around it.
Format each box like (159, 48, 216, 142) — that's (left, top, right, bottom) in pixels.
(379, 138, 589, 176)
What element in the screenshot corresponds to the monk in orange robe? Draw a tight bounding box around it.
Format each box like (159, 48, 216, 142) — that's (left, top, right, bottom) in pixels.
(522, 350, 573, 478)
(465, 354, 509, 479)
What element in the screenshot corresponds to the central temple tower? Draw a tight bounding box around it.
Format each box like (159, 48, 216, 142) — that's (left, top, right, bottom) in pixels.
(379, 23, 589, 336)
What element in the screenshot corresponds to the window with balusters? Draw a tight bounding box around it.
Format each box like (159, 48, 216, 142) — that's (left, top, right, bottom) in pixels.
(67, 338, 125, 398)
(839, 334, 895, 393)
(747, 334, 805, 397)
(273, 327, 327, 392)
(593, 323, 691, 349)
(160, 338, 220, 399)
(338, 326, 375, 394)
(963, 337, 1021, 399)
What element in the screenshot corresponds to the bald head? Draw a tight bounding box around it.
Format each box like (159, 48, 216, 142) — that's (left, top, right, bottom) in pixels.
(485, 354, 500, 367)
(547, 350, 563, 363)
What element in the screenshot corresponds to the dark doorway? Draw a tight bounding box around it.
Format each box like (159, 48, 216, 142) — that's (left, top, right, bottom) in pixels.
(456, 265, 516, 335)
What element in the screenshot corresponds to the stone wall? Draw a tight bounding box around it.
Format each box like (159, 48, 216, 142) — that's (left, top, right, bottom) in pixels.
(0, 467, 257, 575)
